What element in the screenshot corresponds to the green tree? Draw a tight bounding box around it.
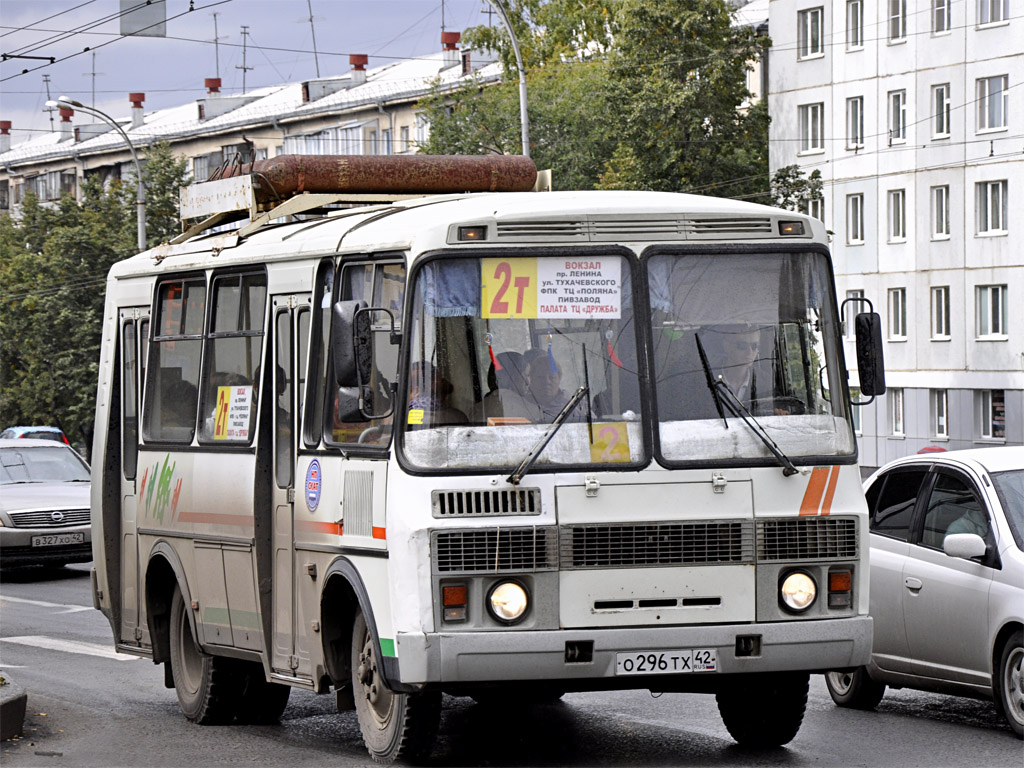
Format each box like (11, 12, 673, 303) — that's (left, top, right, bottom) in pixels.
(768, 164, 824, 212)
(0, 142, 189, 454)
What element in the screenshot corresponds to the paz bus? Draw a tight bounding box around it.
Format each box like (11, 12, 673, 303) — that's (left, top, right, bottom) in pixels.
(90, 154, 885, 763)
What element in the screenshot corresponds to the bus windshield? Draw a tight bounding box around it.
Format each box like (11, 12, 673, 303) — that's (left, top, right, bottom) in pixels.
(649, 250, 854, 463)
(401, 253, 645, 472)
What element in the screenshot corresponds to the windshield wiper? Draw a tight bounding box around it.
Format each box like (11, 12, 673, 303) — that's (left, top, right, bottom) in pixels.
(507, 386, 589, 486)
(695, 333, 728, 428)
(714, 378, 799, 477)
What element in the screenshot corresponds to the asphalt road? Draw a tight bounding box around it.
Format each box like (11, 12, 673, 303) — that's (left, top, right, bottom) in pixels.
(1, 564, 1020, 768)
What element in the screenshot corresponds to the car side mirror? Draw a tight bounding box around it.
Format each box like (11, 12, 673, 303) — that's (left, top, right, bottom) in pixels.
(943, 532, 987, 560)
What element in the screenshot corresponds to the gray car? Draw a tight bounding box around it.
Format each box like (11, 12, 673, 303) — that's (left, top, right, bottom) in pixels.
(824, 447, 1023, 738)
(0, 438, 92, 567)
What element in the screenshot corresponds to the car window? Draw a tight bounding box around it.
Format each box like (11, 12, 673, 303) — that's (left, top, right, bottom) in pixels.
(920, 472, 988, 550)
(991, 469, 1024, 551)
(0, 446, 90, 484)
(870, 467, 929, 541)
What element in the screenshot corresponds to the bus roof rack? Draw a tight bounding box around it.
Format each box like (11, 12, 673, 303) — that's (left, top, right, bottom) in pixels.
(175, 154, 538, 243)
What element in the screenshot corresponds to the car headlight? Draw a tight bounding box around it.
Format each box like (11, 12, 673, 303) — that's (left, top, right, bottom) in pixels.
(487, 581, 529, 624)
(779, 570, 817, 612)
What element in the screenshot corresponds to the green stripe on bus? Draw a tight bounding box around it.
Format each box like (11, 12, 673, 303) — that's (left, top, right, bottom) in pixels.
(380, 638, 396, 657)
(201, 607, 262, 629)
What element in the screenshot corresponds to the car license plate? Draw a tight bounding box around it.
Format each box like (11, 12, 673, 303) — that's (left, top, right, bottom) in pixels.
(31, 532, 85, 547)
(615, 649, 717, 675)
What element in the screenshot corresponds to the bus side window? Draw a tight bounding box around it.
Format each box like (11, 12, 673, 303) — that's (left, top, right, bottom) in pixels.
(303, 260, 334, 447)
(143, 278, 205, 443)
(275, 310, 292, 488)
(122, 321, 138, 479)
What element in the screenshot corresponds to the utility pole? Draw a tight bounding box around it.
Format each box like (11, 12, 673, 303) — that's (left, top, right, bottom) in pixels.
(82, 51, 104, 107)
(211, 12, 225, 78)
(236, 25, 253, 93)
(481, 1, 495, 26)
(42, 74, 55, 132)
(306, 0, 321, 78)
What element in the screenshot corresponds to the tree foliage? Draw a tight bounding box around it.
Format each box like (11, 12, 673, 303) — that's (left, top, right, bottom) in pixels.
(0, 143, 188, 454)
(425, 0, 770, 198)
(768, 164, 824, 212)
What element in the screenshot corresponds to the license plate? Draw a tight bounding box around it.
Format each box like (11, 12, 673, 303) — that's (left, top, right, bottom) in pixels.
(615, 649, 717, 675)
(31, 532, 85, 547)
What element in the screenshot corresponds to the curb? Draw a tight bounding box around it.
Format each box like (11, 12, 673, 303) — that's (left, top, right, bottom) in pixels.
(0, 676, 28, 741)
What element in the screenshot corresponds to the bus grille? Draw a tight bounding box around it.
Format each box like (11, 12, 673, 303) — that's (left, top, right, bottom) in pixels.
(432, 488, 541, 518)
(560, 521, 754, 570)
(432, 526, 558, 573)
(7, 509, 90, 528)
(756, 517, 858, 561)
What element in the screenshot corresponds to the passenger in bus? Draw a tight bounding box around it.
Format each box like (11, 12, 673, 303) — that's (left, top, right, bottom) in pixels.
(407, 360, 467, 428)
(523, 347, 576, 421)
(160, 379, 198, 433)
(473, 351, 541, 424)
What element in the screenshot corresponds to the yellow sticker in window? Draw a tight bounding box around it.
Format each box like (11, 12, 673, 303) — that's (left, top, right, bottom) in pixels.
(407, 408, 425, 425)
(589, 422, 631, 463)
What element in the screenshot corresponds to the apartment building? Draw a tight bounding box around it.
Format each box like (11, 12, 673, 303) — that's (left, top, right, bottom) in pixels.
(0, 34, 497, 218)
(769, 0, 1022, 469)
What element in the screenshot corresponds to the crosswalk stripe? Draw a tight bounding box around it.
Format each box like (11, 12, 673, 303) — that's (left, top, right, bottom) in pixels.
(0, 595, 93, 613)
(0, 636, 138, 661)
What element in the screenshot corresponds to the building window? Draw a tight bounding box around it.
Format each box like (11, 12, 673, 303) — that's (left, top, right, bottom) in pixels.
(932, 84, 951, 137)
(798, 8, 825, 59)
(976, 284, 1008, 337)
(978, 0, 1009, 25)
(798, 103, 825, 152)
(976, 180, 1008, 234)
(888, 90, 907, 143)
(381, 129, 392, 156)
(931, 185, 950, 239)
(889, 0, 907, 41)
(847, 0, 863, 48)
(399, 125, 410, 153)
(977, 75, 1008, 131)
(415, 113, 430, 146)
(847, 193, 864, 244)
(890, 388, 905, 436)
(979, 389, 1005, 440)
(888, 189, 906, 241)
(931, 286, 951, 338)
(845, 289, 864, 338)
(801, 197, 824, 222)
(850, 389, 862, 434)
(846, 96, 864, 149)
(933, 0, 951, 32)
(930, 390, 949, 437)
(888, 288, 907, 339)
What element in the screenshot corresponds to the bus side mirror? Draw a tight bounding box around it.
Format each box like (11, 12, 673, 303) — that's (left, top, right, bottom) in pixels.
(855, 312, 886, 398)
(332, 300, 371, 421)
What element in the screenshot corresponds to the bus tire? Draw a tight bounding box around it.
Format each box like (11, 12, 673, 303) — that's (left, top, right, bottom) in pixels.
(716, 672, 808, 747)
(169, 585, 242, 724)
(824, 667, 886, 710)
(235, 662, 291, 724)
(352, 609, 440, 764)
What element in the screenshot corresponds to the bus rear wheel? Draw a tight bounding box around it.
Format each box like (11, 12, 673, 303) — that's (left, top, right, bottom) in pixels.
(235, 661, 291, 724)
(716, 672, 808, 747)
(169, 585, 242, 724)
(351, 610, 440, 764)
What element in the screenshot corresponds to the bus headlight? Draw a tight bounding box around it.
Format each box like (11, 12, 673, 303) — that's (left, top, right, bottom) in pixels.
(779, 571, 817, 612)
(487, 581, 529, 624)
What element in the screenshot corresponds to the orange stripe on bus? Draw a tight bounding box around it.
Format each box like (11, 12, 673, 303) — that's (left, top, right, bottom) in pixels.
(820, 466, 840, 516)
(372, 527, 386, 540)
(295, 520, 343, 536)
(799, 467, 830, 516)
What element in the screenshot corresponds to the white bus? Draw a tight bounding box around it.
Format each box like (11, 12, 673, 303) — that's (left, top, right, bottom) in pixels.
(91, 156, 885, 763)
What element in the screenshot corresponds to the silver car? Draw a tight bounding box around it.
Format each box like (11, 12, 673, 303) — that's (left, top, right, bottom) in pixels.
(0, 438, 92, 567)
(825, 447, 1023, 738)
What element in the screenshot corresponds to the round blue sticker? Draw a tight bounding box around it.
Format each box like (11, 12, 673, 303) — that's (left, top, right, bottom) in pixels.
(305, 459, 322, 513)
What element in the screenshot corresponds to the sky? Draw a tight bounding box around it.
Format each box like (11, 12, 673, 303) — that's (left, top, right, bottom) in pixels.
(0, 1, 489, 144)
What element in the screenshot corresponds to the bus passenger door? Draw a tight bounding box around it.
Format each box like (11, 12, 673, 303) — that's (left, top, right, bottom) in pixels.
(270, 296, 311, 676)
(119, 308, 149, 647)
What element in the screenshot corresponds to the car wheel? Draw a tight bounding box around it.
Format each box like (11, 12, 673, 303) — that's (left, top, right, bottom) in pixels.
(994, 630, 1023, 739)
(824, 667, 886, 710)
(716, 672, 808, 746)
(351, 609, 440, 763)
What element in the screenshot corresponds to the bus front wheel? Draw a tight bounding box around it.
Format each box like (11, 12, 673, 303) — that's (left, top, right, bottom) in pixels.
(351, 610, 440, 764)
(168, 585, 242, 724)
(716, 672, 808, 747)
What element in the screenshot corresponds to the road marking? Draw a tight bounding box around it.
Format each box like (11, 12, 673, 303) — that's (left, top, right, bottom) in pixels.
(0, 636, 138, 661)
(0, 595, 93, 613)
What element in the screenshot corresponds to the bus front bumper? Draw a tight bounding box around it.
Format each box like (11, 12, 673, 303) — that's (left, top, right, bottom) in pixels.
(394, 615, 872, 686)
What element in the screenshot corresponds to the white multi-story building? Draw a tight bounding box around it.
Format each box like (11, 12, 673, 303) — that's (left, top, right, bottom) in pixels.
(769, 0, 1022, 470)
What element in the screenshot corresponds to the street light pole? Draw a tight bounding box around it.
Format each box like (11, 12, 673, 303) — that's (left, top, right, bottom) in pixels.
(485, 1, 530, 158)
(47, 96, 147, 251)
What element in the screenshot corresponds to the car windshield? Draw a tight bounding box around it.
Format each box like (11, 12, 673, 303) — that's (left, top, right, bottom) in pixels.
(991, 469, 1024, 550)
(647, 250, 855, 463)
(0, 446, 89, 484)
(401, 254, 644, 471)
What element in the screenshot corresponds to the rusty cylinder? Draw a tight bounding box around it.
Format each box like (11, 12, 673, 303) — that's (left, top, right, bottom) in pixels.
(224, 154, 537, 198)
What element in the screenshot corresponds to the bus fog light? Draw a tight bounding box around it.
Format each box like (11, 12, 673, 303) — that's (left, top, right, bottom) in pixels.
(828, 570, 852, 608)
(443, 584, 467, 622)
(779, 571, 817, 612)
(487, 581, 528, 624)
